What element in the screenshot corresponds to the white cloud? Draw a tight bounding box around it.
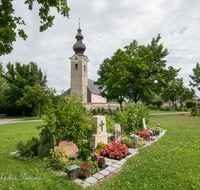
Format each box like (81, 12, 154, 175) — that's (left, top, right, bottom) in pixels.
(1, 0, 200, 96)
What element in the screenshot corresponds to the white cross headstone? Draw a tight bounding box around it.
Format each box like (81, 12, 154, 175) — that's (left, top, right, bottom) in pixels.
(90, 116, 108, 148)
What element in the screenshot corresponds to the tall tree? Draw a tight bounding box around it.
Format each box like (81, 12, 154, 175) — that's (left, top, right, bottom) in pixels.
(161, 78, 185, 106)
(95, 34, 180, 106)
(95, 50, 130, 109)
(19, 82, 56, 118)
(124, 34, 180, 103)
(0, 0, 70, 55)
(189, 62, 200, 91)
(1, 61, 47, 116)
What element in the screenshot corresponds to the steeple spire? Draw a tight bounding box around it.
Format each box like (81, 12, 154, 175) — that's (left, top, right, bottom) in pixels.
(73, 19, 86, 55)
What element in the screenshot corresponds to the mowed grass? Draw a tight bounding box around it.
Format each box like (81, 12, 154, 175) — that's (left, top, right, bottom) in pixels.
(0, 115, 200, 190)
(89, 115, 200, 190)
(0, 121, 82, 190)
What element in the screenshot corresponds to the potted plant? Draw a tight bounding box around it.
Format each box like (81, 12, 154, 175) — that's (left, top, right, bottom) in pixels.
(152, 127, 161, 136)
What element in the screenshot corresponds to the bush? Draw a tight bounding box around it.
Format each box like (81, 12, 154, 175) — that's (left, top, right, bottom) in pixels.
(97, 107, 101, 114)
(113, 109, 126, 128)
(104, 114, 115, 134)
(95, 141, 106, 154)
(17, 137, 40, 157)
(121, 136, 132, 148)
(78, 148, 91, 161)
(153, 105, 158, 110)
(38, 94, 95, 145)
(123, 103, 149, 135)
(43, 146, 69, 170)
(185, 99, 196, 108)
(91, 109, 97, 115)
(103, 110, 109, 114)
(148, 104, 154, 110)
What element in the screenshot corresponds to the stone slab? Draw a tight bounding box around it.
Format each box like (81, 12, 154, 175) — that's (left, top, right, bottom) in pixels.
(112, 164, 122, 169)
(74, 178, 83, 184)
(10, 151, 21, 157)
(92, 173, 104, 180)
(105, 166, 117, 172)
(106, 161, 114, 166)
(116, 161, 125, 166)
(99, 169, 111, 176)
(85, 176, 98, 184)
(81, 181, 91, 188)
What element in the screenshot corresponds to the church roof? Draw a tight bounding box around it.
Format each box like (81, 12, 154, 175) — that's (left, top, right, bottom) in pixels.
(61, 79, 102, 96)
(88, 79, 101, 95)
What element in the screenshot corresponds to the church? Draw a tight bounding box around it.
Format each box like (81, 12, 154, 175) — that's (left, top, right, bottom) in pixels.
(61, 24, 106, 103)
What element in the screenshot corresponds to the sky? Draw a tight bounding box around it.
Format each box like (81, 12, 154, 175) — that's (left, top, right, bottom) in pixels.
(1, 0, 200, 96)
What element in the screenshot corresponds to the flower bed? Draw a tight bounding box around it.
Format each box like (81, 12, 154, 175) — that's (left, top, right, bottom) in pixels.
(100, 142, 130, 159)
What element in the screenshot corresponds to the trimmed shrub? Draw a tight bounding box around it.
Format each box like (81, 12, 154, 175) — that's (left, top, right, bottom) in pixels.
(185, 99, 196, 108)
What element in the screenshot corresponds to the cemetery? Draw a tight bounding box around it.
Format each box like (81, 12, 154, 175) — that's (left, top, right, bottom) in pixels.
(8, 96, 167, 188)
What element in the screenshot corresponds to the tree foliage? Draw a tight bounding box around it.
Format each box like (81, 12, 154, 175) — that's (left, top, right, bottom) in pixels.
(161, 78, 184, 106)
(0, 0, 70, 55)
(1, 61, 47, 116)
(189, 62, 200, 91)
(180, 87, 195, 102)
(19, 82, 56, 118)
(39, 94, 95, 145)
(95, 34, 180, 106)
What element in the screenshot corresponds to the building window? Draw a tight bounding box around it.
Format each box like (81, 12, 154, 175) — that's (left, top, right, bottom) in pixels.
(84, 65, 86, 71)
(75, 64, 78, 70)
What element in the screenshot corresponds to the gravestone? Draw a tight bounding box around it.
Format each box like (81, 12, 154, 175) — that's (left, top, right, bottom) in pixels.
(114, 123, 121, 142)
(38, 127, 54, 157)
(90, 116, 108, 148)
(142, 118, 147, 130)
(58, 141, 78, 158)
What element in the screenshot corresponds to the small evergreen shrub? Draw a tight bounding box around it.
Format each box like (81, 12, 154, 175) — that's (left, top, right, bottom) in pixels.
(78, 148, 91, 161)
(153, 105, 158, 110)
(17, 137, 40, 157)
(104, 114, 115, 133)
(97, 107, 101, 113)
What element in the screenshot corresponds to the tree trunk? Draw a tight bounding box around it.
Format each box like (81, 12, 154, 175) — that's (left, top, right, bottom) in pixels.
(40, 102, 43, 118)
(22, 108, 25, 117)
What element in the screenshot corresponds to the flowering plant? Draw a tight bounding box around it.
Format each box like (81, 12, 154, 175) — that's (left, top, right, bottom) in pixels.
(78, 164, 91, 178)
(98, 157, 105, 168)
(138, 130, 150, 138)
(100, 142, 130, 159)
(90, 152, 99, 161)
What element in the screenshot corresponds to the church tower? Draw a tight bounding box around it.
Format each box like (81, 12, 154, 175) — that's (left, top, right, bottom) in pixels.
(69, 22, 89, 103)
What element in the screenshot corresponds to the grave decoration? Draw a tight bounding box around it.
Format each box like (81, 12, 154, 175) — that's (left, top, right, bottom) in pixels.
(90, 116, 108, 149)
(64, 163, 80, 180)
(114, 123, 121, 142)
(58, 141, 78, 158)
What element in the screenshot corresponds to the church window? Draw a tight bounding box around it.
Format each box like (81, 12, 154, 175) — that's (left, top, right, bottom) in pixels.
(84, 65, 86, 71)
(75, 64, 78, 70)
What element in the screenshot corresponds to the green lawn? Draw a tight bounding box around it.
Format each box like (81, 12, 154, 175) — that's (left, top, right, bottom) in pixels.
(0, 115, 199, 189)
(149, 110, 189, 114)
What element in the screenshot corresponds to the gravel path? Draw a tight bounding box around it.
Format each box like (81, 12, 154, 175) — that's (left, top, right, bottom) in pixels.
(0, 119, 43, 125)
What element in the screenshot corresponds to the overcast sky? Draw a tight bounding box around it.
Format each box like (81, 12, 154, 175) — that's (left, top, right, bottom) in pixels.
(1, 0, 200, 96)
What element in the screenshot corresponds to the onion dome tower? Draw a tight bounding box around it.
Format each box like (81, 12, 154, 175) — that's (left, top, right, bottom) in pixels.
(73, 26, 86, 55)
(69, 19, 89, 103)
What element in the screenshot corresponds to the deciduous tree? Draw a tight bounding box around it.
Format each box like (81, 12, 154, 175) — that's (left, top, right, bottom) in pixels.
(1, 61, 47, 116)
(189, 62, 200, 91)
(161, 78, 184, 107)
(0, 0, 70, 55)
(95, 34, 180, 107)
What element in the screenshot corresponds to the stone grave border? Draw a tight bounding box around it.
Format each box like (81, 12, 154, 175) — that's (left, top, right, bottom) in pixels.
(10, 130, 166, 188)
